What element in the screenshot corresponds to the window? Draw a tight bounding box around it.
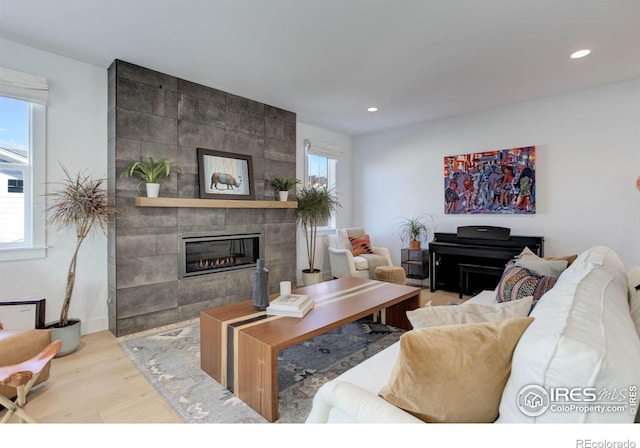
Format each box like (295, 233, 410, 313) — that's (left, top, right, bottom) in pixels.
(7, 178, 24, 193)
(0, 67, 47, 261)
(304, 139, 340, 230)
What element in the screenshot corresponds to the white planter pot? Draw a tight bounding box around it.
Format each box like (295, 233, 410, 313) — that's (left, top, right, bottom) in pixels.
(146, 183, 160, 197)
(302, 270, 322, 286)
(278, 191, 289, 201)
(45, 318, 81, 357)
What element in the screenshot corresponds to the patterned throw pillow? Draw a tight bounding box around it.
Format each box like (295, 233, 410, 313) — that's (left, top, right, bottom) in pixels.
(348, 235, 373, 256)
(496, 263, 557, 307)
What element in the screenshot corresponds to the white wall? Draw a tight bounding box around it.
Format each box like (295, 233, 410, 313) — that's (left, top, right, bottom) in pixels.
(295, 122, 353, 285)
(0, 38, 108, 334)
(352, 78, 640, 270)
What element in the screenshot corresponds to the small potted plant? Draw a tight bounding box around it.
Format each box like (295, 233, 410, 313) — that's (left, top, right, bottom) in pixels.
(120, 156, 176, 197)
(296, 186, 341, 285)
(268, 176, 300, 201)
(46, 166, 120, 356)
(396, 213, 436, 250)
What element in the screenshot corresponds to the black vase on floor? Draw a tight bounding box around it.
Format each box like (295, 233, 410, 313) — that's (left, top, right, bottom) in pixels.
(252, 258, 270, 311)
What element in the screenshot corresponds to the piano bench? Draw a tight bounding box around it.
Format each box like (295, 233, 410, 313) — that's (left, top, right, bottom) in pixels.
(458, 263, 505, 298)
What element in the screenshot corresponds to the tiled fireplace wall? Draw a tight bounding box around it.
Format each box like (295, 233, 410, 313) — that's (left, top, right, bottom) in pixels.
(107, 60, 297, 337)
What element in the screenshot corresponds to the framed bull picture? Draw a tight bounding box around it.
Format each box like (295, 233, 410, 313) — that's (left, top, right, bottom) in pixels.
(197, 148, 254, 200)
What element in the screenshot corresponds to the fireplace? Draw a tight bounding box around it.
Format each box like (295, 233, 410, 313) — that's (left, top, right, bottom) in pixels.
(180, 233, 261, 278)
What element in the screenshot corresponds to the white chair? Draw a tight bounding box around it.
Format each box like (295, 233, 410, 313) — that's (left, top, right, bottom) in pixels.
(328, 227, 393, 279)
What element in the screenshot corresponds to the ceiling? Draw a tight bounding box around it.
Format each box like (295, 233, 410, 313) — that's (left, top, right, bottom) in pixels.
(1, 0, 639, 137)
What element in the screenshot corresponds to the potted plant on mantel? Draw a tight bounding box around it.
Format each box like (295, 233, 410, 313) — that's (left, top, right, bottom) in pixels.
(396, 213, 436, 250)
(268, 176, 300, 201)
(45, 166, 120, 356)
(120, 156, 176, 198)
(296, 185, 341, 286)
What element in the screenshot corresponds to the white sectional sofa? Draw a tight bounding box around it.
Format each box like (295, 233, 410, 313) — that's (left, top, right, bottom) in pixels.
(306, 246, 640, 424)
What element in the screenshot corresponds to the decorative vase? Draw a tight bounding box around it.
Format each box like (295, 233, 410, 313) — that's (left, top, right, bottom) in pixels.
(408, 240, 421, 250)
(146, 183, 160, 198)
(252, 258, 270, 311)
(278, 191, 289, 201)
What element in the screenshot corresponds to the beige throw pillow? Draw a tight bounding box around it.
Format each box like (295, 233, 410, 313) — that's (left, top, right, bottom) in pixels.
(407, 296, 533, 329)
(515, 247, 568, 277)
(379, 317, 534, 423)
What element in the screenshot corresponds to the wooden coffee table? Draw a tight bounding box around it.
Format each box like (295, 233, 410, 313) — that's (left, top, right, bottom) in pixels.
(200, 277, 420, 422)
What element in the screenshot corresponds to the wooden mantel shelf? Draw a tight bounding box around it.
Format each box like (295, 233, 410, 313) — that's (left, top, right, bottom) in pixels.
(134, 197, 297, 209)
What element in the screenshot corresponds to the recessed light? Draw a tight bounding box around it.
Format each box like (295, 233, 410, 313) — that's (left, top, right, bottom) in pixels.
(367, 107, 378, 112)
(570, 49, 591, 59)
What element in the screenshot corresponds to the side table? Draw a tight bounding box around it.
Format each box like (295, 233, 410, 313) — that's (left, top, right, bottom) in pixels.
(401, 248, 429, 288)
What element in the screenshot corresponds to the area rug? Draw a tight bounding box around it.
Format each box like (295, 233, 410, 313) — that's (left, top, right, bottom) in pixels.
(118, 317, 404, 423)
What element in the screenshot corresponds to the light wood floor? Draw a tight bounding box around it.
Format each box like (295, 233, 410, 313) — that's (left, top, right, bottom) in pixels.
(1, 287, 465, 424)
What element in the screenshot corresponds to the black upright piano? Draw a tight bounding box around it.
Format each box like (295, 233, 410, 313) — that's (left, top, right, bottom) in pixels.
(429, 226, 544, 294)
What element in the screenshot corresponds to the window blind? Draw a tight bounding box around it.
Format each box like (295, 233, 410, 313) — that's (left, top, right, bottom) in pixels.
(0, 67, 49, 105)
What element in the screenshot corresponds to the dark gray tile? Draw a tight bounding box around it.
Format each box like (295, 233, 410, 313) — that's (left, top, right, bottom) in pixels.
(226, 93, 264, 115)
(177, 208, 226, 227)
(115, 308, 179, 337)
(225, 208, 265, 226)
(156, 233, 179, 255)
(117, 77, 178, 118)
(223, 270, 253, 303)
(116, 234, 158, 258)
(265, 208, 297, 224)
(116, 60, 178, 91)
(177, 225, 229, 235)
(116, 108, 177, 145)
(178, 94, 225, 128)
(226, 108, 264, 137)
(177, 120, 225, 148)
(177, 275, 226, 306)
(177, 298, 225, 321)
(115, 138, 141, 162)
(224, 130, 264, 160)
(177, 173, 199, 198)
(264, 241, 297, 268)
(265, 138, 295, 163)
(177, 146, 198, 175)
(264, 223, 296, 245)
(264, 160, 296, 188)
(177, 79, 226, 105)
(265, 115, 296, 142)
(265, 105, 296, 123)
(115, 254, 179, 289)
(116, 281, 178, 319)
(116, 204, 178, 229)
(108, 108, 116, 141)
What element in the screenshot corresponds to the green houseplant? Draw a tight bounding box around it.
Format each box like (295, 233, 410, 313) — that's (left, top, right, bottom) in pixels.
(268, 176, 300, 201)
(45, 166, 119, 356)
(120, 156, 176, 197)
(396, 213, 435, 250)
(296, 186, 341, 285)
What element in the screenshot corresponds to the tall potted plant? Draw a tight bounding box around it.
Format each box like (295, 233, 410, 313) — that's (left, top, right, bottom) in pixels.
(396, 213, 435, 250)
(120, 156, 175, 197)
(45, 167, 119, 356)
(296, 186, 341, 285)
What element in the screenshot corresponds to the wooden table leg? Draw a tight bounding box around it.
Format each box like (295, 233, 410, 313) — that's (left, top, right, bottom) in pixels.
(236, 332, 278, 422)
(384, 292, 420, 330)
(200, 311, 223, 384)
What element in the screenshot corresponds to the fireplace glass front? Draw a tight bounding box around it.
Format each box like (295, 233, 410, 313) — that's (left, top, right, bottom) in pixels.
(181, 233, 261, 278)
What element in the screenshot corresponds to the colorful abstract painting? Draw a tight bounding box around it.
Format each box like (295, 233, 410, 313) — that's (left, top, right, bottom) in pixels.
(444, 146, 535, 215)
